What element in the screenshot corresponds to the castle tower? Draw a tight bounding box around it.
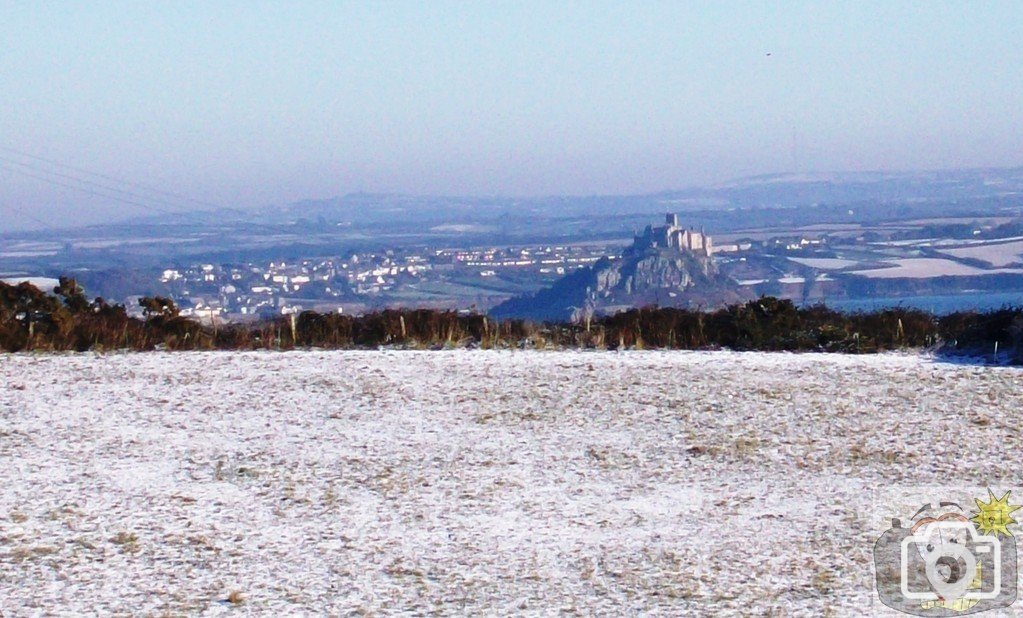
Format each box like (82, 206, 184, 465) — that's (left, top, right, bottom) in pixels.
(635, 214, 713, 256)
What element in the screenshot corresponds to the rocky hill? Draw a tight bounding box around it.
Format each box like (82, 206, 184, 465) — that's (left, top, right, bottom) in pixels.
(490, 241, 748, 321)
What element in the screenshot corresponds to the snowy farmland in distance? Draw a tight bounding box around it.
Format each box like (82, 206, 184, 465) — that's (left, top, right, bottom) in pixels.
(1, 350, 1021, 615)
(938, 238, 1023, 268)
(787, 257, 861, 270)
(849, 257, 1023, 279)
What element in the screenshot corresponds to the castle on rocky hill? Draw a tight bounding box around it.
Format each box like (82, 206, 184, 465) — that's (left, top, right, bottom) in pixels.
(633, 213, 712, 257)
(490, 213, 741, 320)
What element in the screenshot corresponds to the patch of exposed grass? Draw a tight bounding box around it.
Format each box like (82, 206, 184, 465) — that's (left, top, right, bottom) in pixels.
(110, 531, 139, 553)
(11, 545, 58, 561)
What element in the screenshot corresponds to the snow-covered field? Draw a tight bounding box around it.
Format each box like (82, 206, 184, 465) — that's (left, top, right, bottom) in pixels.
(849, 257, 1023, 278)
(1, 351, 1021, 615)
(787, 257, 861, 270)
(939, 239, 1023, 268)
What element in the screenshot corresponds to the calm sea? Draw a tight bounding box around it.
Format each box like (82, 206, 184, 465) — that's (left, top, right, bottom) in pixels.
(807, 292, 1023, 315)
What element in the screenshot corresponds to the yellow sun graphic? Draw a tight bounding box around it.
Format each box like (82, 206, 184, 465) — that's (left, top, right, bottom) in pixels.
(971, 490, 1022, 537)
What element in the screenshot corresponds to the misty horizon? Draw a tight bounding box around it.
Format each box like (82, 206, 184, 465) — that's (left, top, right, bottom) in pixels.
(1, 162, 1021, 231)
(1, 2, 1021, 229)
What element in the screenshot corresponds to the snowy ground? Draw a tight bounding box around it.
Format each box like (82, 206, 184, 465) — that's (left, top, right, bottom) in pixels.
(1, 350, 1021, 616)
(849, 257, 1023, 278)
(940, 238, 1023, 268)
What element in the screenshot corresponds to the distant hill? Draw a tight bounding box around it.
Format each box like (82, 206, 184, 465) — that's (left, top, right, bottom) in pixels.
(262, 167, 1023, 225)
(489, 215, 750, 321)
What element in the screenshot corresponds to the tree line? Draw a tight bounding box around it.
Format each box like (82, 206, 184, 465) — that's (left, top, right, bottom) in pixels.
(1, 278, 1021, 360)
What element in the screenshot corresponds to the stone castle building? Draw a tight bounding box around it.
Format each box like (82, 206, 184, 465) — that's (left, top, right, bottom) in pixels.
(633, 213, 713, 257)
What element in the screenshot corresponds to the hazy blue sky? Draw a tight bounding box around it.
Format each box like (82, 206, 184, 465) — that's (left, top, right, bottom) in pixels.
(1, 1, 1021, 225)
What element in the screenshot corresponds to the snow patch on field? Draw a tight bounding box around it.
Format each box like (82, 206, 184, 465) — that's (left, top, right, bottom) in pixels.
(788, 257, 860, 270)
(0, 351, 1020, 615)
(938, 239, 1023, 267)
(849, 258, 1023, 279)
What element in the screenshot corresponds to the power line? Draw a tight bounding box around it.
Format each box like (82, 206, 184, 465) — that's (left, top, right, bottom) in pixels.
(0, 160, 184, 216)
(0, 160, 290, 235)
(0, 200, 53, 230)
(0, 146, 290, 234)
(0, 144, 223, 211)
(0, 155, 194, 215)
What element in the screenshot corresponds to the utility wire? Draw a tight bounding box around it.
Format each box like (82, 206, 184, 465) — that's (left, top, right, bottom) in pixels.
(0, 146, 292, 233)
(0, 200, 53, 230)
(0, 160, 183, 216)
(0, 144, 223, 211)
(0, 155, 194, 215)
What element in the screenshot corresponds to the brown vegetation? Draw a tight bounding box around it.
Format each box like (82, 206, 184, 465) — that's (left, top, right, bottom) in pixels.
(0, 278, 1019, 360)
